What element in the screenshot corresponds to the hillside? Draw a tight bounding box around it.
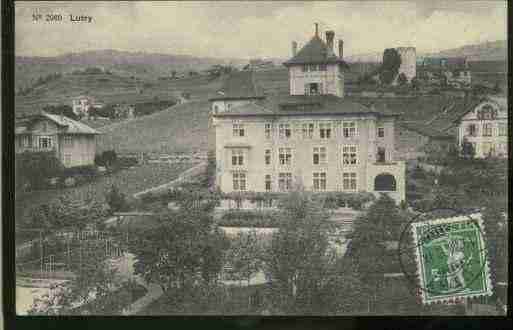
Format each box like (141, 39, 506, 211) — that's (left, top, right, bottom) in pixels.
(345, 40, 507, 63)
(15, 49, 246, 90)
(97, 101, 213, 154)
(15, 71, 226, 116)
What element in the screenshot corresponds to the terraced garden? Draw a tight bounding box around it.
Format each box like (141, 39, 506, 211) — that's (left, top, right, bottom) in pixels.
(15, 162, 194, 228)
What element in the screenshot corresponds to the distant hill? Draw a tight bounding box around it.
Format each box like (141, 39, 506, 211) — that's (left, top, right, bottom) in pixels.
(421, 40, 507, 62)
(15, 49, 246, 90)
(345, 40, 507, 63)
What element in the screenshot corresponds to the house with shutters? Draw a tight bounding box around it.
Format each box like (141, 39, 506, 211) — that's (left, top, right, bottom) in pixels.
(210, 24, 406, 204)
(15, 111, 101, 167)
(454, 96, 508, 158)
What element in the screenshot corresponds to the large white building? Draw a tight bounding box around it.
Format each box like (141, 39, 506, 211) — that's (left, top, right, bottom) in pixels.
(211, 24, 406, 204)
(454, 96, 508, 158)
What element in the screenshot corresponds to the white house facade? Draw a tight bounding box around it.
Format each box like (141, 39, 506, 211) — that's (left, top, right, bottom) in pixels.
(455, 96, 508, 158)
(211, 25, 406, 204)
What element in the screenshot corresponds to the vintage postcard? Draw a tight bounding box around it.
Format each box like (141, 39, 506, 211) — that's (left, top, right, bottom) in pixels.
(11, 0, 508, 317)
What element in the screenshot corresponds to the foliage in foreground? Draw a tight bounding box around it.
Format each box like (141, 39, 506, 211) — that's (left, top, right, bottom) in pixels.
(265, 190, 366, 314)
(129, 206, 230, 306)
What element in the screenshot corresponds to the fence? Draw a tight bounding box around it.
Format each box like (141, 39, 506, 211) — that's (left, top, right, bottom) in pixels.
(16, 229, 126, 279)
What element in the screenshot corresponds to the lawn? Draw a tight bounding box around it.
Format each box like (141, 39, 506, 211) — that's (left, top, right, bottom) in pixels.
(15, 162, 194, 229)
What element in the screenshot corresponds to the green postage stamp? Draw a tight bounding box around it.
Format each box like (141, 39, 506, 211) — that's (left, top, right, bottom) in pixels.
(411, 213, 493, 305)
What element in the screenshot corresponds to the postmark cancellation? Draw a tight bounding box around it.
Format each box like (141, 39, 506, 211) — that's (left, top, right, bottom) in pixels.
(410, 213, 493, 305)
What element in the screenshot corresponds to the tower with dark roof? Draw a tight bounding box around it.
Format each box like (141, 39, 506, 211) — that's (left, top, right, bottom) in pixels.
(284, 24, 349, 97)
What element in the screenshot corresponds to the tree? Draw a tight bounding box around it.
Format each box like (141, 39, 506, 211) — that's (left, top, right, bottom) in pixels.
(379, 48, 402, 85)
(128, 203, 229, 309)
(24, 192, 108, 232)
(347, 193, 405, 313)
(105, 185, 129, 213)
(225, 231, 264, 286)
(411, 76, 420, 90)
(266, 191, 342, 314)
(95, 150, 118, 168)
(397, 73, 408, 86)
(16, 151, 63, 191)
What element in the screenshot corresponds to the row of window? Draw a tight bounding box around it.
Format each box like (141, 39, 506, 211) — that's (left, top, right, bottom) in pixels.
(301, 64, 327, 72)
(465, 122, 507, 137)
(236, 122, 384, 139)
(231, 145, 361, 167)
(233, 172, 358, 192)
(18, 135, 76, 149)
(474, 142, 508, 156)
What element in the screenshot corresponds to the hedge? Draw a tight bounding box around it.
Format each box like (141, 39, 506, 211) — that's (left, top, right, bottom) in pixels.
(217, 210, 281, 228)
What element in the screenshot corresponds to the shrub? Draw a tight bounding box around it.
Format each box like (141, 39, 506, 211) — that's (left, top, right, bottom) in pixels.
(95, 150, 118, 168)
(105, 185, 129, 213)
(16, 151, 63, 191)
(217, 210, 280, 228)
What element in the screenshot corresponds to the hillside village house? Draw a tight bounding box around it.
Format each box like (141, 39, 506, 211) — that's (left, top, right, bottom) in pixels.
(454, 96, 508, 158)
(72, 95, 104, 118)
(15, 112, 101, 167)
(420, 57, 471, 87)
(211, 24, 406, 204)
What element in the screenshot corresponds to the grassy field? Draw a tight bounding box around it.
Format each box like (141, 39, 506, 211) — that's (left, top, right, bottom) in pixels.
(97, 101, 213, 154)
(15, 162, 193, 227)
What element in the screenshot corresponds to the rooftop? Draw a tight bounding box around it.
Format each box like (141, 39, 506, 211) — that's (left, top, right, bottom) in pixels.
(15, 112, 102, 135)
(209, 70, 265, 101)
(398, 121, 454, 140)
(214, 94, 400, 118)
(283, 35, 349, 68)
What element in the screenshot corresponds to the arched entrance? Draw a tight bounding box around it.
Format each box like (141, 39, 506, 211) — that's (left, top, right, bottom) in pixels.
(374, 173, 396, 191)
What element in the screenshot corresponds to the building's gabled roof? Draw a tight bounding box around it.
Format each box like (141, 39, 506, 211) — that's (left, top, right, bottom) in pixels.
(209, 71, 266, 101)
(398, 121, 454, 140)
(42, 112, 102, 134)
(213, 94, 400, 118)
(283, 35, 349, 68)
(450, 95, 508, 124)
(16, 112, 102, 135)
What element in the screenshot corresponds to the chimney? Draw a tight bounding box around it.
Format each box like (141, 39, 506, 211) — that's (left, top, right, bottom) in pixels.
(314, 23, 319, 37)
(338, 40, 344, 59)
(292, 41, 298, 57)
(325, 31, 335, 52)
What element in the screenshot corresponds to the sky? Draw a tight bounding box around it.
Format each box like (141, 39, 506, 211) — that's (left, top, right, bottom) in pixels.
(15, 1, 508, 59)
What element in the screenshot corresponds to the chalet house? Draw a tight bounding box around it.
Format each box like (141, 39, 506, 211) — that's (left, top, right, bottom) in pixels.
(211, 24, 406, 204)
(454, 96, 508, 158)
(15, 112, 101, 167)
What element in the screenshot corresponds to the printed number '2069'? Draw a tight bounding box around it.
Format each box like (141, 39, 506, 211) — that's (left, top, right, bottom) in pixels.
(46, 14, 63, 21)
